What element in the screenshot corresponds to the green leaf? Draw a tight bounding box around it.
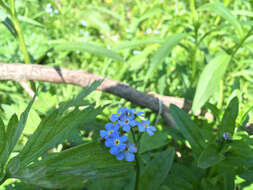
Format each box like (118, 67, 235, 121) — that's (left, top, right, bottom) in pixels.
(169, 104, 205, 154)
(138, 148, 175, 190)
(198, 2, 243, 37)
(18, 15, 44, 27)
(219, 97, 239, 136)
(114, 38, 163, 50)
(9, 142, 133, 189)
(145, 33, 186, 82)
(224, 170, 235, 190)
(192, 52, 231, 113)
(0, 117, 8, 165)
(198, 144, 225, 169)
(18, 81, 102, 166)
(58, 80, 102, 115)
(5, 94, 36, 154)
(54, 42, 123, 62)
(18, 105, 101, 167)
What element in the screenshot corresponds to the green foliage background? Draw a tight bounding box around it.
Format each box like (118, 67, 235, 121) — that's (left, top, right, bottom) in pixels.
(0, 0, 252, 189)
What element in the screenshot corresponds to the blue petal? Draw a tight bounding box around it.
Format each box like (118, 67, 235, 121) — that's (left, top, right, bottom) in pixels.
(147, 128, 154, 136)
(150, 126, 157, 132)
(105, 123, 113, 130)
(138, 125, 145, 132)
(105, 139, 114, 147)
(110, 146, 119, 155)
(125, 152, 135, 162)
(122, 125, 130, 132)
(116, 152, 125, 160)
(114, 123, 120, 131)
(119, 143, 127, 151)
(100, 130, 107, 138)
(129, 144, 137, 153)
(120, 135, 128, 142)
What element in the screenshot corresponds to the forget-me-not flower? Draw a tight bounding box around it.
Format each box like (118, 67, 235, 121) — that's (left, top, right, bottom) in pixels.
(138, 120, 157, 136)
(110, 107, 127, 122)
(119, 115, 136, 132)
(116, 143, 137, 161)
(106, 135, 128, 155)
(100, 123, 119, 140)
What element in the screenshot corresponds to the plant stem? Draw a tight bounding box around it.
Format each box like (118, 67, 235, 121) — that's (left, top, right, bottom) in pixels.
(11, 15, 31, 64)
(131, 128, 140, 190)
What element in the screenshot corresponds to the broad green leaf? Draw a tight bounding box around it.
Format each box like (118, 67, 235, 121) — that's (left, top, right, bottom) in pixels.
(54, 42, 123, 62)
(198, 2, 243, 37)
(5, 94, 36, 154)
(0, 117, 8, 165)
(139, 130, 169, 154)
(138, 148, 175, 190)
(18, 105, 101, 167)
(219, 97, 239, 136)
(145, 33, 186, 82)
(9, 142, 133, 189)
(198, 144, 225, 169)
(192, 52, 231, 113)
(114, 38, 163, 50)
(169, 104, 205, 154)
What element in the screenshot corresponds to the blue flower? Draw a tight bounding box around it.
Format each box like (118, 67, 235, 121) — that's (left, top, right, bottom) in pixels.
(129, 108, 144, 118)
(110, 107, 127, 122)
(80, 20, 87, 27)
(106, 135, 128, 155)
(100, 123, 119, 140)
(223, 132, 232, 140)
(119, 115, 136, 132)
(138, 120, 156, 136)
(116, 143, 137, 162)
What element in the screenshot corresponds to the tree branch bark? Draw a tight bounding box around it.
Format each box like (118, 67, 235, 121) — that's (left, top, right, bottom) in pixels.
(0, 63, 211, 127)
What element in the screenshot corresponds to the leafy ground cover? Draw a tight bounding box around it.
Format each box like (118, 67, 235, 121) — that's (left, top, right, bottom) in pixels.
(0, 0, 253, 189)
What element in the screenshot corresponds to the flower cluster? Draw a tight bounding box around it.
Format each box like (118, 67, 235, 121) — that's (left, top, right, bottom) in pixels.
(45, 3, 59, 17)
(100, 107, 156, 162)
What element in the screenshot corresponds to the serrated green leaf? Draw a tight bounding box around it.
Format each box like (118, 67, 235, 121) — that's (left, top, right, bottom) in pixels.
(198, 2, 243, 37)
(18, 105, 101, 167)
(198, 144, 225, 169)
(145, 33, 186, 82)
(5, 95, 36, 154)
(9, 142, 133, 189)
(138, 148, 175, 190)
(169, 104, 205, 154)
(54, 42, 123, 62)
(192, 52, 231, 113)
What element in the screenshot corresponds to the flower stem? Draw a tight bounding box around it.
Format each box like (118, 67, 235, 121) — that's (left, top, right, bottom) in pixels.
(131, 128, 140, 190)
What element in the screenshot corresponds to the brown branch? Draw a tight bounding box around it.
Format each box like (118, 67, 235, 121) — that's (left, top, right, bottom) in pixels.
(0, 63, 211, 127)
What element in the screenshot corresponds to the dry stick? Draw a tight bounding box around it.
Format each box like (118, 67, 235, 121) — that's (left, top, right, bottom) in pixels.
(0, 63, 211, 127)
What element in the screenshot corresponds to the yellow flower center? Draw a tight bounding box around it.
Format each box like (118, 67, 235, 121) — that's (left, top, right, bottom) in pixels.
(117, 113, 121, 116)
(124, 120, 129, 124)
(144, 124, 148, 128)
(108, 130, 113, 135)
(114, 140, 120, 145)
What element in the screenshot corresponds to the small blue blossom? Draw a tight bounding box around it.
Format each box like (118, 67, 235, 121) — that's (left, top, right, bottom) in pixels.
(138, 120, 156, 136)
(106, 135, 128, 155)
(133, 50, 141, 55)
(100, 123, 119, 140)
(223, 132, 232, 140)
(45, 4, 53, 13)
(80, 20, 87, 27)
(129, 108, 144, 118)
(145, 28, 152, 34)
(116, 143, 137, 162)
(119, 115, 136, 132)
(110, 107, 127, 122)
(54, 9, 59, 14)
